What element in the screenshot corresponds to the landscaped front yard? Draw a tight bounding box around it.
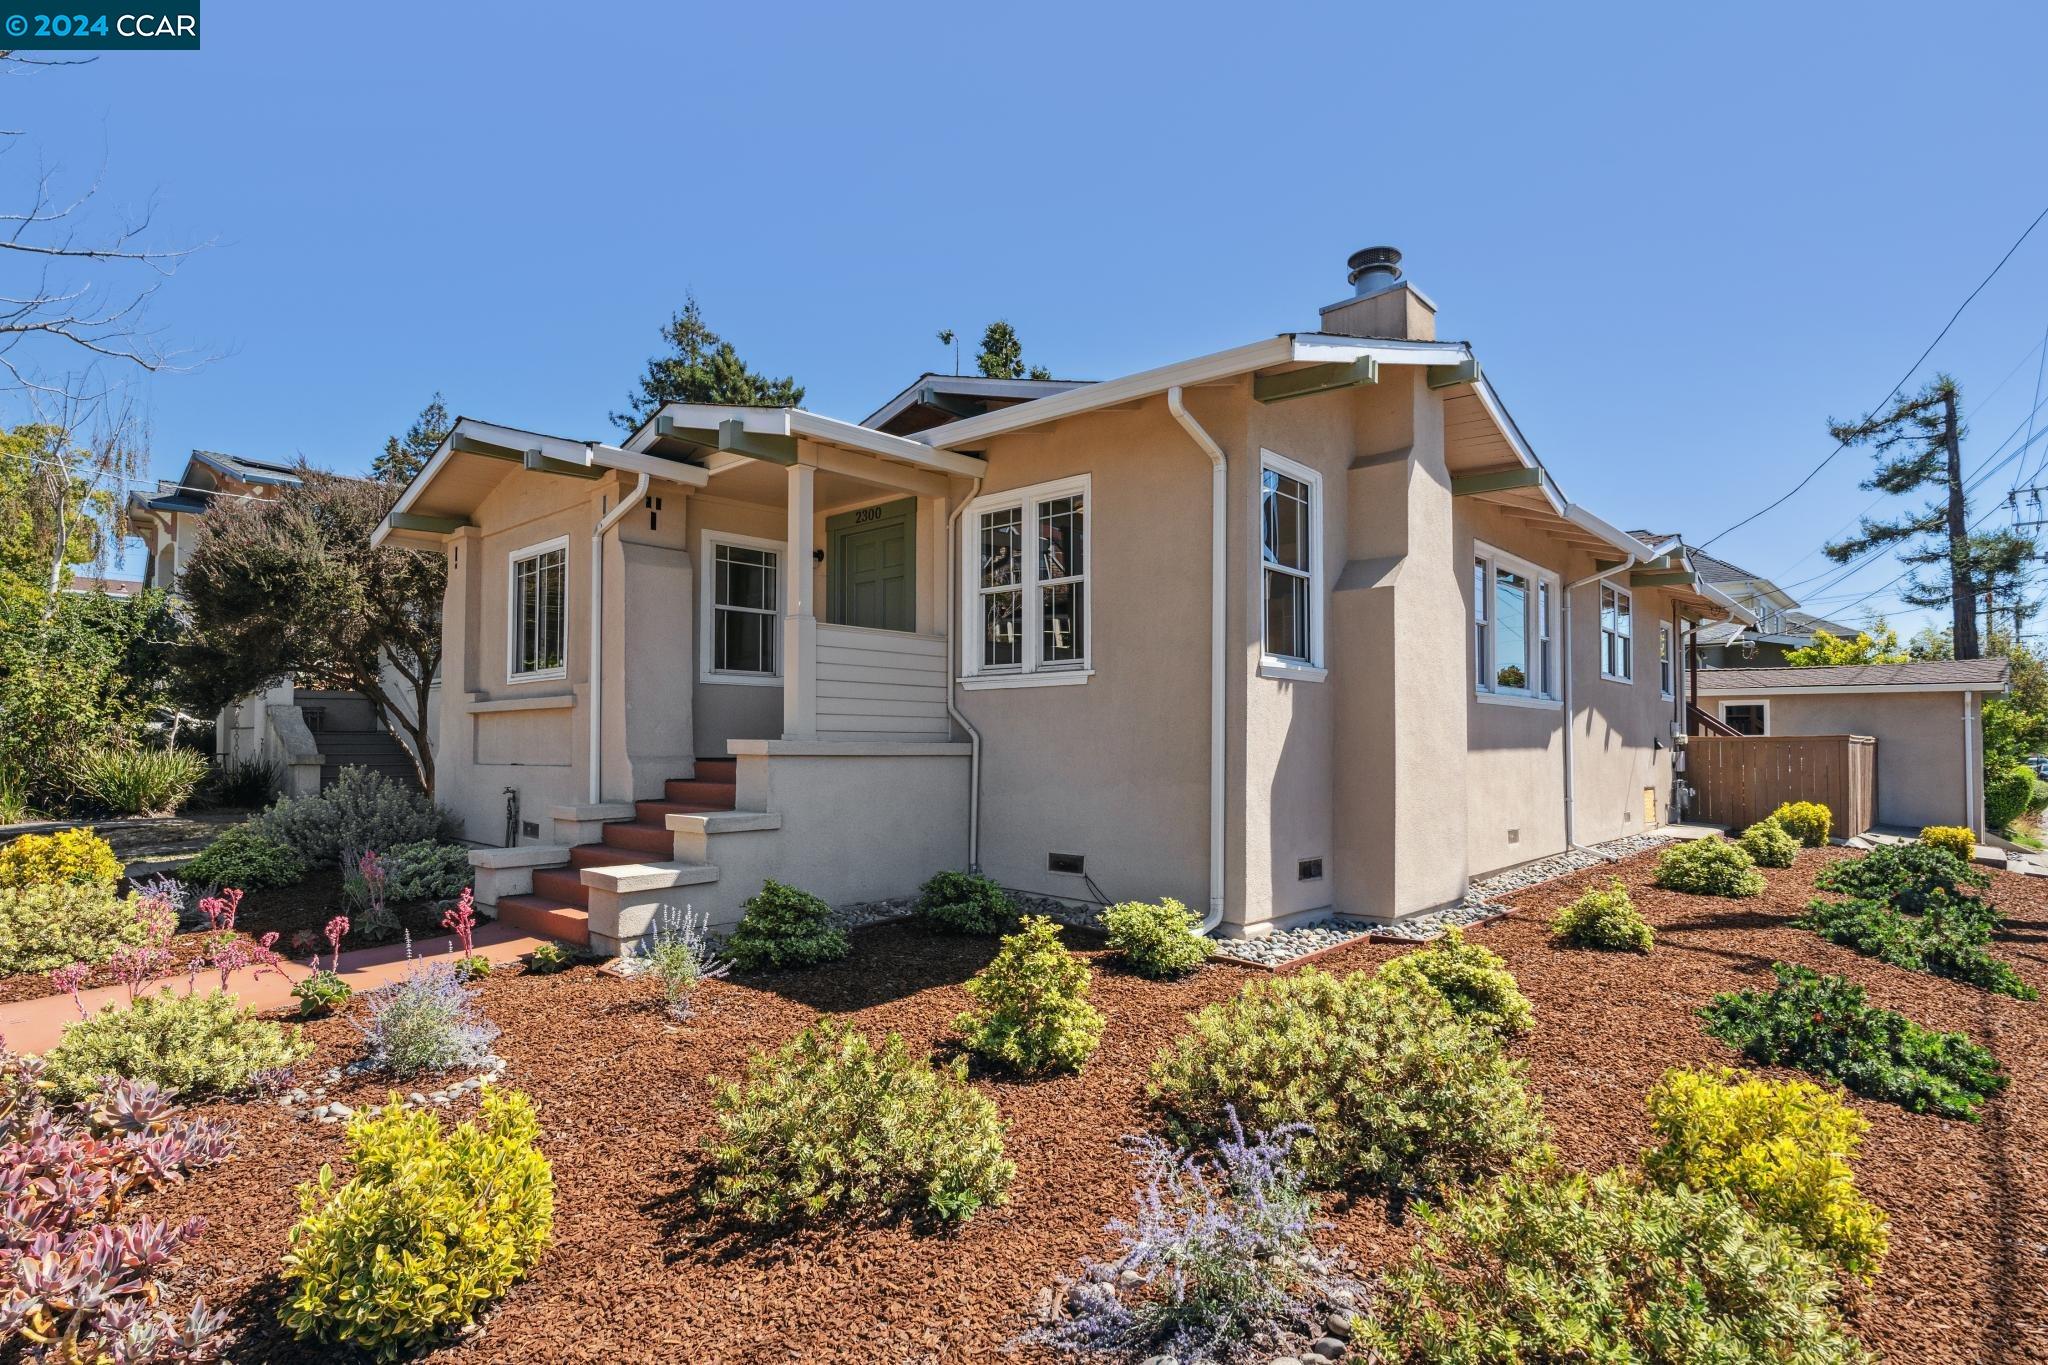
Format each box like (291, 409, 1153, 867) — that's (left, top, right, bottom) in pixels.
(50, 842, 2033, 1362)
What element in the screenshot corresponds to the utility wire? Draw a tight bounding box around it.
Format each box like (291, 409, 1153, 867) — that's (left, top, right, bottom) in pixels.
(1698, 198, 2048, 551)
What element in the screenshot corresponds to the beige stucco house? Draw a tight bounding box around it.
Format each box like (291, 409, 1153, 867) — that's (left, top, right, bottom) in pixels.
(374, 247, 1755, 953)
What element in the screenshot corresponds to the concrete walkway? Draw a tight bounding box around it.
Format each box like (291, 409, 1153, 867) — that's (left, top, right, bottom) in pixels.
(0, 922, 548, 1056)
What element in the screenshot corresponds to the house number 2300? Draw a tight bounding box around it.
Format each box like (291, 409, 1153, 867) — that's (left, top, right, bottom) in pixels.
(853, 506, 887, 523)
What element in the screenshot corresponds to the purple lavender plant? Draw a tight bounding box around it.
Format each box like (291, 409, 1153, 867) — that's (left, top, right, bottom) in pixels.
(353, 955, 499, 1078)
(1035, 1108, 1361, 1363)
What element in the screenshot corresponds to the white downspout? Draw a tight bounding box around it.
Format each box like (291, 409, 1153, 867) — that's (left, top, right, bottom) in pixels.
(587, 469, 650, 805)
(1166, 385, 1228, 934)
(945, 477, 986, 869)
(1963, 690, 1978, 836)
(1561, 553, 1639, 851)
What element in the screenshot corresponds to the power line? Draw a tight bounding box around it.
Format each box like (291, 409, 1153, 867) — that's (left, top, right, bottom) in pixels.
(1698, 198, 2048, 551)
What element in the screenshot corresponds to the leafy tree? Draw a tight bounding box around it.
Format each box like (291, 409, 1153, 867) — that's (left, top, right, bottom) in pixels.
(370, 394, 451, 485)
(1784, 619, 1910, 667)
(1908, 625, 1954, 660)
(1824, 376, 2035, 660)
(975, 320, 1053, 381)
(0, 415, 142, 615)
(173, 468, 444, 791)
(610, 294, 802, 433)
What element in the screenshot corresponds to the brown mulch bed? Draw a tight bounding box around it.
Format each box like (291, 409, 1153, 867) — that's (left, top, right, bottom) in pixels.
(0, 870, 456, 1004)
(131, 847, 2048, 1363)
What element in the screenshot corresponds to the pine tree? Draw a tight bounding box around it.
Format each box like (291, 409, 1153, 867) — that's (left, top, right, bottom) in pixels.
(610, 294, 802, 433)
(975, 320, 1053, 381)
(1823, 376, 2035, 660)
(370, 393, 451, 485)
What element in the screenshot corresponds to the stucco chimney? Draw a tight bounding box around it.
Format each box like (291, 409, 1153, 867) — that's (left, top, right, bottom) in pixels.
(1317, 245, 1436, 341)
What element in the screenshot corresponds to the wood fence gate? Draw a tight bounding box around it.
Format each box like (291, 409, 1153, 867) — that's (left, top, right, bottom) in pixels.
(1683, 735, 1876, 836)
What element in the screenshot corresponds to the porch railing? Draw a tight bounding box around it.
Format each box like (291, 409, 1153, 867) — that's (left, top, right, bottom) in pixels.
(812, 623, 952, 739)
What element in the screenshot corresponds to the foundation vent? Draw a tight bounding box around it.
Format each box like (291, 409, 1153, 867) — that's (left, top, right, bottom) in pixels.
(1048, 852, 1084, 876)
(1297, 857, 1324, 882)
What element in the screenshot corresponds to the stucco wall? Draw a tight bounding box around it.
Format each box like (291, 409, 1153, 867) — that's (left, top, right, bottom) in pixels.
(1696, 688, 1983, 830)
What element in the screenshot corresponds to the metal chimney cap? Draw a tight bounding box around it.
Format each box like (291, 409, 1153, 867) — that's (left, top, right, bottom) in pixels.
(1346, 245, 1404, 297)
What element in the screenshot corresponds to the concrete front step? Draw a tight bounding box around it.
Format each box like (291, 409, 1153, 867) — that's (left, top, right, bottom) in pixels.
(531, 867, 590, 908)
(694, 758, 737, 782)
(664, 777, 738, 806)
(634, 799, 727, 824)
(496, 894, 591, 945)
(595, 820, 677, 856)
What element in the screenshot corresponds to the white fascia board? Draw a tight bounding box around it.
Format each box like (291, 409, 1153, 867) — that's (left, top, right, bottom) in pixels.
(1560, 503, 1656, 560)
(1289, 334, 1473, 364)
(861, 375, 1088, 429)
(629, 403, 987, 478)
(588, 443, 708, 487)
(1696, 681, 1999, 697)
(1696, 579, 1759, 627)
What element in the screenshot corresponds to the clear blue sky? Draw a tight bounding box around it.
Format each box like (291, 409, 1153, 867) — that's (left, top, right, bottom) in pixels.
(16, 0, 2048, 635)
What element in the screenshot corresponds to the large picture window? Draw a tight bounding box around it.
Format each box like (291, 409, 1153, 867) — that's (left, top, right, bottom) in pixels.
(1601, 583, 1634, 682)
(959, 475, 1090, 687)
(699, 531, 785, 685)
(1472, 542, 1560, 704)
(508, 537, 568, 682)
(1260, 450, 1323, 678)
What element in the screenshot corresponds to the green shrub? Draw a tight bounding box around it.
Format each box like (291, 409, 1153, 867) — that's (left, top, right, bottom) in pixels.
(381, 839, 472, 901)
(1793, 893, 2035, 1000)
(291, 969, 353, 1019)
(282, 1087, 553, 1355)
(257, 765, 455, 867)
(1702, 962, 2006, 1120)
(1549, 878, 1653, 953)
(1362, 1163, 1867, 1363)
(2032, 774, 2048, 814)
(724, 879, 849, 970)
(1374, 926, 1532, 1037)
(1919, 825, 1978, 864)
(0, 882, 150, 974)
(1768, 801, 1834, 848)
(1739, 818, 1799, 869)
(913, 869, 1015, 935)
(1149, 968, 1544, 1194)
(179, 824, 308, 891)
(1985, 763, 2035, 830)
(1102, 896, 1210, 978)
(525, 941, 575, 974)
(704, 1018, 1013, 1225)
(955, 916, 1104, 1074)
(1652, 837, 1765, 898)
(1644, 1067, 1888, 1280)
(74, 743, 209, 817)
(1813, 842, 1988, 913)
(42, 990, 311, 1100)
(199, 756, 280, 808)
(0, 826, 120, 889)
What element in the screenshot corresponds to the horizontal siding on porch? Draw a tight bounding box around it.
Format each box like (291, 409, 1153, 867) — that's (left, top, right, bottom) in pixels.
(814, 623, 952, 737)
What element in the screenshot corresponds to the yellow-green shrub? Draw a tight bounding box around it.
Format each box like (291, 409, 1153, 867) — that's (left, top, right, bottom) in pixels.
(0, 882, 150, 974)
(1102, 896, 1210, 978)
(1375, 926, 1533, 1037)
(1768, 801, 1833, 848)
(282, 1088, 554, 1356)
(954, 916, 1104, 1074)
(1652, 838, 1765, 898)
(1550, 879, 1653, 953)
(42, 989, 311, 1100)
(1643, 1067, 1887, 1280)
(1918, 825, 1977, 864)
(0, 827, 120, 890)
(1738, 818, 1799, 869)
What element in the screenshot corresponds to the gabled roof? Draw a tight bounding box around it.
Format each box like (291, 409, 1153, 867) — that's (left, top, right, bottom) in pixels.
(1696, 659, 2009, 694)
(863, 374, 1093, 436)
(187, 450, 301, 488)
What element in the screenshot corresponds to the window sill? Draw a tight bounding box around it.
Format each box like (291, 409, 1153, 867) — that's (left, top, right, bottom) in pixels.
(1599, 672, 1635, 685)
(959, 670, 1093, 691)
(507, 669, 567, 686)
(1475, 690, 1562, 711)
(699, 671, 783, 688)
(1259, 658, 1327, 683)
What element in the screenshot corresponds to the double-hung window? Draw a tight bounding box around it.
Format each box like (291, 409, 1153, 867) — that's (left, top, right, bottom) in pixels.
(508, 537, 569, 682)
(1600, 583, 1634, 682)
(699, 531, 783, 684)
(1260, 451, 1324, 678)
(1658, 621, 1675, 698)
(959, 475, 1090, 686)
(1472, 542, 1559, 704)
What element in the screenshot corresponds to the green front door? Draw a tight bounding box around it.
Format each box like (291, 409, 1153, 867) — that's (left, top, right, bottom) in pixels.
(827, 498, 916, 632)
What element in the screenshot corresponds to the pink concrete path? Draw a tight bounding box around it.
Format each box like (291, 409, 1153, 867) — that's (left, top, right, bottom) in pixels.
(0, 923, 548, 1056)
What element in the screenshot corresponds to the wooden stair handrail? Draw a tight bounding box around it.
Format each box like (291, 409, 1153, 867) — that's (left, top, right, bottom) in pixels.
(1688, 703, 1742, 738)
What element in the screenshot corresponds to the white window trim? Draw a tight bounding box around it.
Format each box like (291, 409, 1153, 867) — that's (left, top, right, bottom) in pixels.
(1600, 582, 1635, 683)
(1472, 540, 1561, 708)
(1658, 621, 1675, 699)
(698, 529, 786, 687)
(506, 535, 570, 684)
(957, 473, 1092, 687)
(1718, 698, 1770, 735)
(1256, 449, 1325, 680)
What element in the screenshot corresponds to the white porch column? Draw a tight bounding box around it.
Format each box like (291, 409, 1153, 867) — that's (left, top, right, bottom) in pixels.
(782, 457, 819, 738)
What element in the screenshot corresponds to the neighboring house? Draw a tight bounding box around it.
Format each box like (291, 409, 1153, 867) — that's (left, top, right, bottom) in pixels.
(1667, 545, 1858, 667)
(1695, 659, 2008, 831)
(127, 450, 432, 795)
(61, 575, 144, 598)
(373, 246, 1754, 952)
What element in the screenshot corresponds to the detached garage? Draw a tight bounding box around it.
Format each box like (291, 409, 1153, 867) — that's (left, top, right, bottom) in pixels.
(1692, 658, 2009, 835)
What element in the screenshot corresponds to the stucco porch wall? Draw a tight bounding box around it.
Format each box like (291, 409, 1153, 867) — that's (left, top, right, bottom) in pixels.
(1693, 687, 1983, 831)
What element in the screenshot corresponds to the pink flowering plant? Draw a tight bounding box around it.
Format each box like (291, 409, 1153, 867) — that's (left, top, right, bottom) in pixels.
(442, 888, 489, 981)
(343, 848, 401, 942)
(0, 1048, 234, 1361)
(291, 916, 353, 1019)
